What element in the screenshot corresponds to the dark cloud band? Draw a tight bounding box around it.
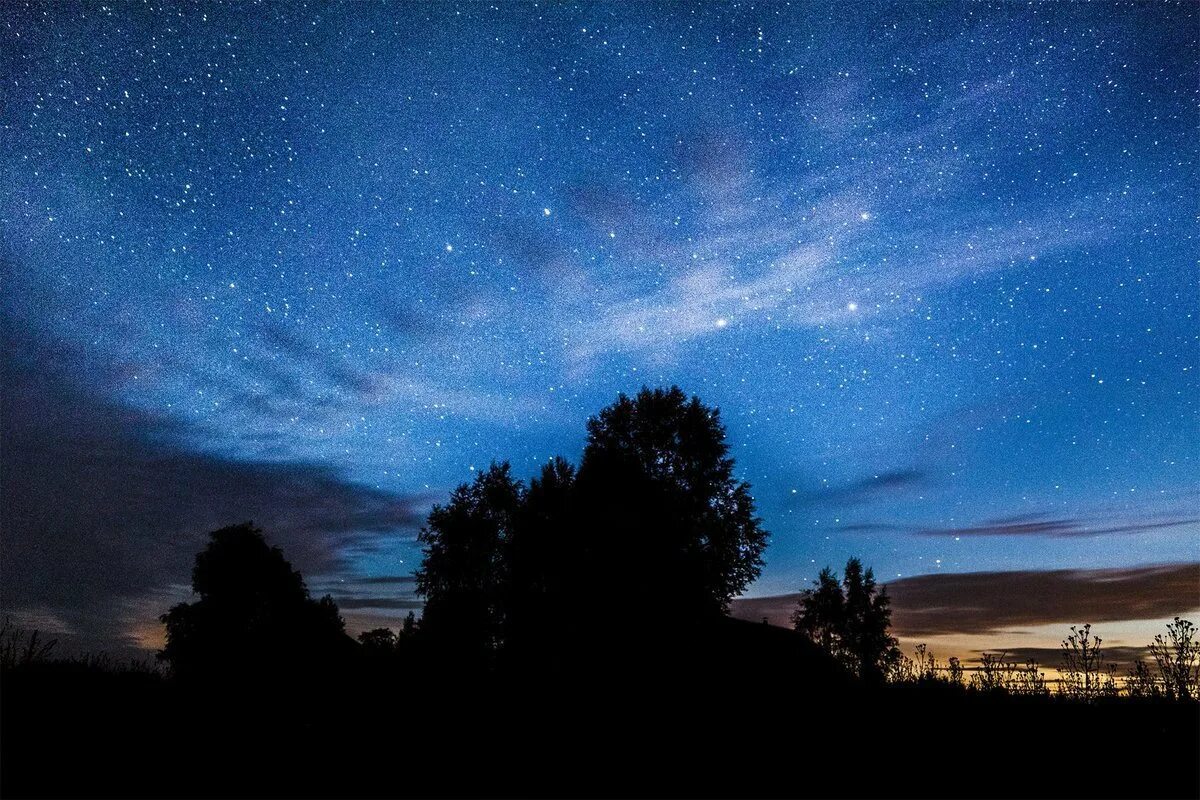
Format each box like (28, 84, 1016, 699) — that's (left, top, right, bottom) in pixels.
(0, 322, 424, 652)
(732, 562, 1200, 637)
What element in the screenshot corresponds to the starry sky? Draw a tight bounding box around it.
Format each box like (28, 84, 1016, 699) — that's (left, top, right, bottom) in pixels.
(2, 2, 1197, 656)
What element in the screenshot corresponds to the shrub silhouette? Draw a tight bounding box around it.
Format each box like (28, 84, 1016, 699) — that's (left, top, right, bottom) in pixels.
(159, 522, 351, 682)
(1058, 623, 1117, 700)
(1127, 658, 1161, 698)
(0, 618, 57, 670)
(965, 652, 1046, 695)
(947, 655, 964, 685)
(793, 557, 899, 682)
(1149, 616, 1200, 701)
(906, 643, 942, 683)
(1013, 659, 1049, 696)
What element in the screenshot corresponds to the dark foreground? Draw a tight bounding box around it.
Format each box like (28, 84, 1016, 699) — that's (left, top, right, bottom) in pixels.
(4, 622, 1198, 799)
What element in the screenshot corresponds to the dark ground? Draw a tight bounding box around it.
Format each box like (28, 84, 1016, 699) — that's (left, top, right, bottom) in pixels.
(3, 620, 1198, 799)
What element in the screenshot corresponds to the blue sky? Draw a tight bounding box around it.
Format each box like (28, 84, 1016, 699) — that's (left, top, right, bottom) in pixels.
(1, 2, 1196, 649)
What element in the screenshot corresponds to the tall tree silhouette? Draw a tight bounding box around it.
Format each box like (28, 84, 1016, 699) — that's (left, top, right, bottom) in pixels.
(575, 387, 768, 623)
(503, 456, 578, 666)
(793, 557, 899, 682)
(841, 557, 899, 682)
(159, 523, 350, 681)
(414, 463, 523, 665)
(792, 567, 845, 653)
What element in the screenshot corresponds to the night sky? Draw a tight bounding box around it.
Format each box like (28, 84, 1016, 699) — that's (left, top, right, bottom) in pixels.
(2, 2, 1197, 657)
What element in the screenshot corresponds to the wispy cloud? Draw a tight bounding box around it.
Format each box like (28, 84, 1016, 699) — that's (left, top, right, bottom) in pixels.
(793, 469, 925, 508)
(558, 69, 1108, 365)
(567, 190, 1096, 363)
(239, 321, 563, 428)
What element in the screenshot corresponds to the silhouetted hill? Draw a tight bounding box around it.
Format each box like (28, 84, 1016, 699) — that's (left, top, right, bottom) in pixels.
(690, 614, 851, 691)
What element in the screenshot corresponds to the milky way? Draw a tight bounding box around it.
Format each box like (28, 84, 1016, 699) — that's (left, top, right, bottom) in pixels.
(1, 3, 1196, 649)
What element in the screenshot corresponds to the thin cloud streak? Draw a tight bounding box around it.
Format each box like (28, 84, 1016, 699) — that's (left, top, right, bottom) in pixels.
(838, 513, 1200, 538)
(793, 468, 926, 508)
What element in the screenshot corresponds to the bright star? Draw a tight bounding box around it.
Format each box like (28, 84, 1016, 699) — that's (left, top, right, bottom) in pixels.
(846, 302, 858, 312)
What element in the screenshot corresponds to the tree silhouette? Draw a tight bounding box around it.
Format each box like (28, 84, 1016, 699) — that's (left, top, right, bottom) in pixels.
(792, 567, 845, 654)
(792, 557, 899, 682)
(575, 387, 768, 624)
(503, 456, 578, 665)
(842, 557, 900, 682)
(358, 627, 398, 654)
(414, 463, 523, 665)
(158, 522, 350, 681)
(412, 387, 768, 670)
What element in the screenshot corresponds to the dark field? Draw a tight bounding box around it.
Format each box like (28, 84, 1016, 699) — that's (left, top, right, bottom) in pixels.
(4, 618, 1197, 799)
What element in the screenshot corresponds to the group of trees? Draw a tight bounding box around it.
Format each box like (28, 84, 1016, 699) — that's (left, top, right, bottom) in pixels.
(790, 558, 900, 683)
(785, 559, 1199, 700)
(414, 386, 769, 671)
(149, 385, 1198, 706)
(158, 387, 770, 681)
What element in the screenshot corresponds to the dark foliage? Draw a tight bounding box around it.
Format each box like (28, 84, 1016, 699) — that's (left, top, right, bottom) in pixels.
(1149, 616, 1200, 700)
(503, 455, 579, 670)
(158, 522, 353, 683)
(792, 566, 845, 653)
(793, 557, 900, 682)
(0, 617, 57, 669)
(4, 632, 1197, 799)
(414, 387, 770, 674)
(414, 464, 523, 668)
(575, 387, 768, 622)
